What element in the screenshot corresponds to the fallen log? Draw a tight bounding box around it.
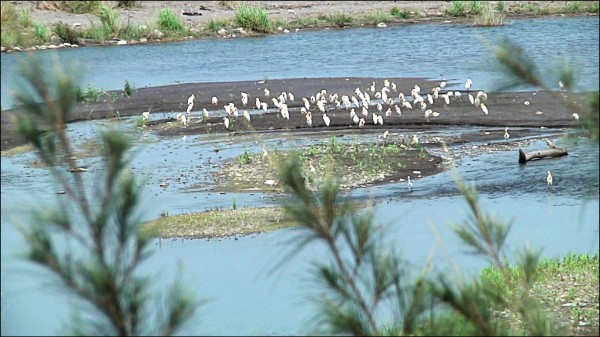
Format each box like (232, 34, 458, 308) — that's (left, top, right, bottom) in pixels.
(518, 147, 568, 163)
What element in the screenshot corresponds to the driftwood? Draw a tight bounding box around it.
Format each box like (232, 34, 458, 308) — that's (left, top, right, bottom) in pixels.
(519, 147, 568, 163)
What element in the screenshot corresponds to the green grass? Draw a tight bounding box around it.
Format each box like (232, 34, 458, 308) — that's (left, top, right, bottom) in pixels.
(76, 85, 105, 103)
(364, 10, 390, 25)
(61, 1, 103, 14)
(157, 7, 185, 32)
(98, 3, 122, 36)
(207, 18, 230, 31)
(496, 1, 505, 12)
(390, 7, 413, 19)
(328, 13, 354, 27)
(445, 1, 467, 16)
(473, 3, 506, 26)
(235, 4, 271, 33)
(33, 22, 50, 42)
(54, 21, 81, 44)
(469, 1, 486, 15)
(17, 8, 32, 27)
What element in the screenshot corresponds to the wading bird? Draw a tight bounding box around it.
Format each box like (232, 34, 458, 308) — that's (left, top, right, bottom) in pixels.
(243, 110, 251, 123)
(187, 94, 195, 106)
(223, 116, 230, 130)
(546, 139, 556, 149)
(480, 103, 489, 115)
(407, 176, 413, 192)
(504, 127, 510, 141)
(465, 78, 472, 91)
(547, 170, 553, 186)
(186, 102, 194, 114)
(323, 112, 331, 126)
(142, 110, 150, 120)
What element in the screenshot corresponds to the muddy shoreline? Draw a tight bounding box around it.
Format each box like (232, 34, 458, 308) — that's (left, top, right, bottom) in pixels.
(0, 76, 584, 152)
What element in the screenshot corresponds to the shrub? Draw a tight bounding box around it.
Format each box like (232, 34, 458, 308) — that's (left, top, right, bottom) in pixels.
(98, 3, 122, 36)
(496, 1, 505, 12)
(157, 7, 185, 32)
(0, 2, 17, 30)
(61, 1, 103, 14)
(123, 79, 134, 97)
(235, 4, 271, 33)
(33, 22, 50, 42)
(445, 1, 467, 16)
(473, 3, 506, 26)
(17, 8, 32, 27)
(54, 21, 80, 44)
(329, 13, 353, 27)
(390, 6, 412, 19)
(364, 10, 390, 25)
(470, 1, 486, 15)
(207, 18, 229, 31)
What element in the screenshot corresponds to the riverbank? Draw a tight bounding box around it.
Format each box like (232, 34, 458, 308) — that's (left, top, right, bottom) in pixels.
(1, 1, 598, 52)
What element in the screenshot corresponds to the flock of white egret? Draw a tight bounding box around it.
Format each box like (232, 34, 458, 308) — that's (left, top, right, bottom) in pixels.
(142, 77, 571, 190)
(163, 77, 497, 137)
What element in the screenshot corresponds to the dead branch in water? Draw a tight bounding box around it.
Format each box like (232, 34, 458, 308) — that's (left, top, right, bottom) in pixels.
(518, 147, 568, 164)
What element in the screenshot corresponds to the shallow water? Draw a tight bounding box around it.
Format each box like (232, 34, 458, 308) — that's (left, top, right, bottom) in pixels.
(1, 16, 599, 336)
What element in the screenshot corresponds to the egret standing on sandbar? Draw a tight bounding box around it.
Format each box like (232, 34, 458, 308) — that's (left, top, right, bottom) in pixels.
(223, 116, 230, 130)
(187, 94, 195, 106)
(407, 176, 413, 192)
(504, 127, 510, 141)
(323, 112, 331, 126)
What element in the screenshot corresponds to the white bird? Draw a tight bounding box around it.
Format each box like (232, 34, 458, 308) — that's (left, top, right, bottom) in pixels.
(372, 112, 378, 125)
(243, 110, 251, 122)
(440, 79, 447, 89)
(309, 161, 317, 174)
(322, 113, 331, 126)
(465, 78, 472, 91)
(383, 130, 390, 139)
(352, 114, 359, 125)
(427, 93, 433, 105)
(468, 93, 475, 105)
(187, 94, 195, 106)
(180, 114, 188, 127)
(545, 139, 556, 148)
(454, 91, 461, 99)
(480, 103, 489, 115)
(288, 92, 295, 102)
(412, 134, 419, 144)
(306, 114, 313, 127)
(261, 102, 268, 113)
(547, 170, 553, 186)
(358, 118, 366, 128)
(211, 96, 218, 105)
(402, 101, 412, 109)
(407, 176, 413, 192)
(186, 102, 194, 114)
(202, 108, 209, 118)
(255, 97, 261, 110)
(377, 114, 383, 125)
(442, 94, 450, 105)
(572, 113, 579, 121)
(559, 81, 565, 91)
(264, 88, 270, 97)
(424, 109, 432, 121)
(370, 81, 376, 93)
(142, 110, 150, 120)
(504, 127, 510, 141)
(241, 92, 248, 106)
(223, 116, 230, 130)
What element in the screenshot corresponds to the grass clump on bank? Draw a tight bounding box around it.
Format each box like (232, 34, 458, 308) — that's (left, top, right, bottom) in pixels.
(235, 4, 271, 33)
(473, 2, 506, 26)
(157, 7, 185, 32)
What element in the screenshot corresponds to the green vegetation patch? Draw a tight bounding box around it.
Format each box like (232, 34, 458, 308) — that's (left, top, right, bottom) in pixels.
(211, 137, 445, 193)
(141, 206, 293, 239)
(235, 4, 271, 33)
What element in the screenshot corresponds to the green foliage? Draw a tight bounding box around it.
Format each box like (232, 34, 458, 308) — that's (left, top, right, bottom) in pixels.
(123, 79, 134, 97)
(53, 21, 81, 44)
(563, 1, 582, 14)
(33, 22, 50, 42)
(328, 13, 353, 27)
(235, 4, 271, 33)
(76, 85, 105, 103)
(445, 1, 467, 16)
(364, 10, 390, 24)
(0, 2, 17, 30)
(157, 7, 185, 32)
(61, 1, 103, 14)
(17, 8, 32, 27)
(98, 3, 122, 36)
(208, 18, 229, 31)
(469, 1, 486, 15)
(238, 147, 254, 165)
(390, 7, 412, 19)
(496, 1, 505, 12)
(473, 3, 506, 26)
(13, 53, 197, 336)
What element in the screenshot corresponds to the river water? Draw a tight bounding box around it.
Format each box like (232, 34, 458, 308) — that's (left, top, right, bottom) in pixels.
(1, 16, 599, 336)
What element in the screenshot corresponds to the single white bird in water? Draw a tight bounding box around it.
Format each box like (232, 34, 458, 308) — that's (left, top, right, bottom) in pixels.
(212, 96, 218, 105)
(407, 175, 413, 192)
(187, 94, 195, 106)
(547, 170, 553, 186)
(465, 78, 472, 91)
(504, 127, 510, 141)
